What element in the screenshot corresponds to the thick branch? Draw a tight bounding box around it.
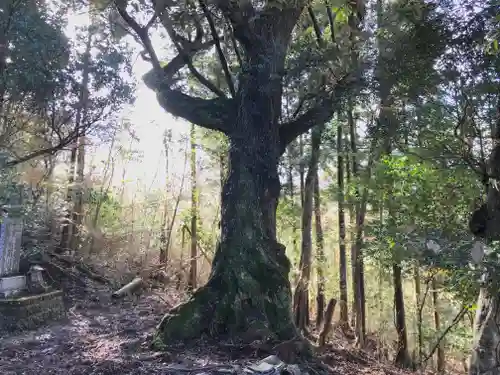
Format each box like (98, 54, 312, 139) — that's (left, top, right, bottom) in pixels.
(153, 88, 234, 133)
(116, 1, 235, 132)
(278, 78, 351, 153)
(212, 0, 256, 48)
(199, 0, 236, 97)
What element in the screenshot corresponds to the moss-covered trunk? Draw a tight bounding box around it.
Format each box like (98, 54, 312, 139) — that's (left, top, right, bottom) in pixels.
(469, 100, 500, 375)
(154, 135, 295, 346)
(154, 36, 298, 346)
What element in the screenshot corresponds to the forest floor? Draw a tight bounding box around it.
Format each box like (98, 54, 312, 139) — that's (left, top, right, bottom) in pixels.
(0, 275, 434, 375)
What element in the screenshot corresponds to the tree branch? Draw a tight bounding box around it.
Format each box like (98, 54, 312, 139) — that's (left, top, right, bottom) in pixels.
(199, 0, 236, 97)
(152, 86, 234, 133)
(211, 0, 256, 49)
(278, 77, 352, 153)
(115, 1, 235, 133)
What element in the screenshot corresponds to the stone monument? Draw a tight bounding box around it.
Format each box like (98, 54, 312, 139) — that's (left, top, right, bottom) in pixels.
(0, 164, 66, 333)
(0, 205, 25, 297)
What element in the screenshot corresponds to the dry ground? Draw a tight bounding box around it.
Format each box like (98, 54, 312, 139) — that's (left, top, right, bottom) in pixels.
(0, 280, 432, 375)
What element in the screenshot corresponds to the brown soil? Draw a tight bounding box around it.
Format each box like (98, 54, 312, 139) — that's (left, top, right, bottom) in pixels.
(0, 281, 435, 375)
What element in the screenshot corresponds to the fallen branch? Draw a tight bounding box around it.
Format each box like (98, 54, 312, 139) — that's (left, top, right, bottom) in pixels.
(111, 277, 144, 299)
(45, 251, 111, 285)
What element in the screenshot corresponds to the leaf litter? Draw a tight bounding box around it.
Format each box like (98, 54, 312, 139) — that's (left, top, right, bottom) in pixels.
(0, 278, 437, 375)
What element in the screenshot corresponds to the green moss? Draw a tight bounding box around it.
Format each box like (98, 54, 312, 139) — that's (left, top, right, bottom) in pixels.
(154, 236, 298, 347)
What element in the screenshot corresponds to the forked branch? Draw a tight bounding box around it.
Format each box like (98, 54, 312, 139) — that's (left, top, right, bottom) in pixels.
(212, 0, 256, 48)
(114, 1, 235, 133)
(278, 77, 352, 153)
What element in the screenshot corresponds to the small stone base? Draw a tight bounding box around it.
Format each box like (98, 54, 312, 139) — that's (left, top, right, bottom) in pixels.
(0, 275, 26, 297)
(0, 290, 66, 333)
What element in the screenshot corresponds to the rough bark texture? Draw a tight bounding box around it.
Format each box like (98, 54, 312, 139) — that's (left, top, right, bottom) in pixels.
(154, 139, 296, 345)
(468, 100, 500, 375)
(153, 17, 302, 345)
(115, 0, 353, 349)
(393, 263, 411, 368)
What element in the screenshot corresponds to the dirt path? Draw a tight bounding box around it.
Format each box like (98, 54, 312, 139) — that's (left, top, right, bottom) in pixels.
(0, 290, 178, 374)
(0, 286, 420, 375)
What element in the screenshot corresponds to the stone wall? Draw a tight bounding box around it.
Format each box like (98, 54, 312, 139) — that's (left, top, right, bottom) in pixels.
(0, 290, 66, 333)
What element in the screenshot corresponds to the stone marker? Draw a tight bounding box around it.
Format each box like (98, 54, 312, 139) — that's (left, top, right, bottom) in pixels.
(0, 205, 25, 298)
(0, 206, 24, 277)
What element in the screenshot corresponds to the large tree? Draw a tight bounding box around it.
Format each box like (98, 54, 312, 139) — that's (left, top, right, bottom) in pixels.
(107, 0, 361, 346)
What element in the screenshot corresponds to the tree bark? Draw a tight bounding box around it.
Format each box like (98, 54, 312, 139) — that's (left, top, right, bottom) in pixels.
(294, 125, 323, 330)
(393, 262, 411, 368)
(314, 170, 325, 328)
(347, 97, 358, 327)
(413, 260, 423, 365)
(299, 135, 305, 208)
(431, 277, 445, 373)
(188, 123, 198, 291)
(468, 97, 500, 375)
(337, 117, 349, 327)
(153, 30, 301, 346)
(287, 143, 299, 255)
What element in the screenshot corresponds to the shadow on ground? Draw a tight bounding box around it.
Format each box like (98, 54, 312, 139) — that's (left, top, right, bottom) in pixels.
(0, 284, 428, 375)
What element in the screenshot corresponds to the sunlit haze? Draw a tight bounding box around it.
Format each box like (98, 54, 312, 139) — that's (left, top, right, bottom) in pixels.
(65, 10, 192, 200)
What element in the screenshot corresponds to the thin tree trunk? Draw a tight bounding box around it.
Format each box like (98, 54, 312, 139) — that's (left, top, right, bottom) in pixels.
(294, 125, 323, 330)
(347, 98, 358, 328)
(414, 260, 423, 365)
(299, 134, 305, 208)
(432, 277, 445, 373)
(58, 140, 77, 253)
(188, 124, 198, 291)
(70, 132, 87, 251)
(61, 22, 93, 252)
(88, 132, 117, 253)
(288, 143, 298, 254)
(159, 131, 171, 264)
(385, 141, 410, 368)
(337, 116, 349, 327)
(393, 261, 410, 368)
(314, 169, 325, 328)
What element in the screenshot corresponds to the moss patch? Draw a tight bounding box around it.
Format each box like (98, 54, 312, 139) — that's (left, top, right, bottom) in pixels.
(154, 237, 297, 348)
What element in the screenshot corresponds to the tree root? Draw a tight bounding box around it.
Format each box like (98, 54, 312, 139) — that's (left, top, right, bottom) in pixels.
(152, 270, 298, 350)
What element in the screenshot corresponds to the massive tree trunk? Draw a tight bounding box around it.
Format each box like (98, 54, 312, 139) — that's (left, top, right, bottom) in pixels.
(155, 129, 294, 346)
(115, 0, 354, 348)
(468, 99, 500, 375)
(154, 22, 300, 346)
